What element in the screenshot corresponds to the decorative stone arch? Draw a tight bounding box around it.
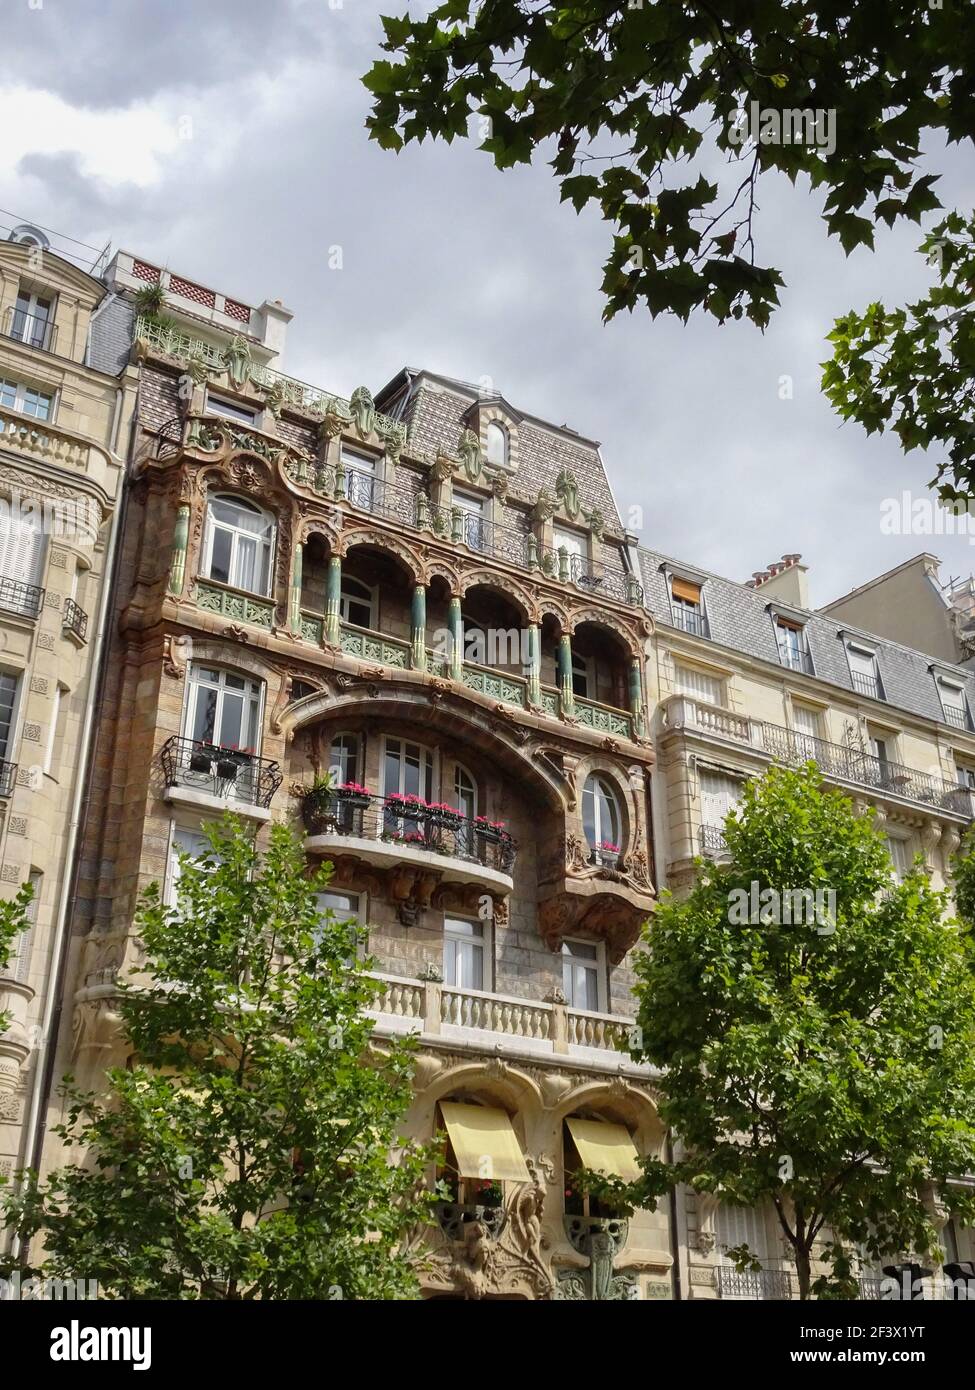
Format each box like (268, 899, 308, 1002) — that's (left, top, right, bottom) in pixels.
(179, 636, 278, 687)
(335, 527, 423, 585)
(537, 598, 571, 635)
(296, 514, 341, 550)
(551, 1080, 666, 1165)
(458, 570, 536, 624)
(423, 559, 462, 594)
(279, 683, 568, 813)
(564, 606, 641, 657)
(414, 1060, 544, 1149)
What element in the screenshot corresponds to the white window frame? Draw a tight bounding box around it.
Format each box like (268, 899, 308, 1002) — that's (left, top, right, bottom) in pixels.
(0, 375, 55, 421)
(342, 447, 379, 511)
(553, 524, 588, 580)
(571, 649, 594, 699)
(846, 642, 884, 701)
(668, 574, 708, 637)
(205, 391, 258, 425)
(0, 669, 23, 764)
(453, 488, 488, 551)
(485, 420, 508, 468)
(202, 494, 275, 597)
(13, 868, 42, 984)
(340, 574, 377, 630)
(382, 736, 434, 802)
(164, 823, 219, 905)
(675, 662, 724, 707)
(886, 831, 917, 882)
(182, 664, 264, 756)
(314, 889, 365, 960)
(327, 732, 362, 786)
(561, 937, 606, 1013)
(774, 617, 811, 673)
(443, 915, 490, 992)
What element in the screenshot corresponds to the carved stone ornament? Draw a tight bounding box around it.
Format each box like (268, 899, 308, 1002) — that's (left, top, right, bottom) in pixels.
(416, 963, 444, 983)
(222, 335, 252, 390)
(376, 415, 407, 463)
(532, 487, 557, 523)
(457, 429, 482, 482)
(350, 386, 376, 438)
(555, 468, 581, 519)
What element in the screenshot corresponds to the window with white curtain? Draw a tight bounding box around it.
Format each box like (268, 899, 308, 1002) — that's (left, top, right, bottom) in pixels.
(887, 834, 917, 882)
(0, 672, 19, 762)
(0, 512, 46, 587)
(791, 703, 823, 760)
(937, 678, 971, 730)
(166, 826, 218, 904)
(561, 938, 603, 1011)
(699, 770, 743, 838)
(12, 869, 41, 984)
(675, 663, 723, 706)
(203, 495, 274, 596)
(184, 665, 263, 753)
(582, 774, 621, 851)
(716, 1203, 768, 1267)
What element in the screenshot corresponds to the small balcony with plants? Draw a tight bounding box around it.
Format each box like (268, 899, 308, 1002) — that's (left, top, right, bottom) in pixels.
(160, 735, 283, 819)
(301, 776, 516, 893)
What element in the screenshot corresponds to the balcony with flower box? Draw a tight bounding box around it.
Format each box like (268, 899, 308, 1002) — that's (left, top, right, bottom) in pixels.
(160, 735, 283, 819)
(302, 786, 516, 896)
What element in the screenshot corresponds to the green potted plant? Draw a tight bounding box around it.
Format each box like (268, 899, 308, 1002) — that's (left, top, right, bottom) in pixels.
(301, 771, 336, 834)
(133, 282, 167, 319)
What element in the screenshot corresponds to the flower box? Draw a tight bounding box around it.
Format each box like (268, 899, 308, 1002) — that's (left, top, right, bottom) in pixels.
(189, 747, 215, 773)
(336, 785, 371, 811)
(474, 818, 506, 845)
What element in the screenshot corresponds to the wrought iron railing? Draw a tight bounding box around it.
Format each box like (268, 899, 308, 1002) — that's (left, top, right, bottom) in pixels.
(670, 604, 708, 637)
(761, 722, 969, 813)
(715, 1266, 792, 1300)
(302, 789, 516, 874)
(778, 645, 814, 675)
(700, 824, 729, 858)
(537, 542, 644, 605)
(341, 467, 421, 528)
(0, 575, 44, 619)
(0, 759, 17, 798)
(851, 670, 885, 701)
(62, 597, 88, 642)
(160, 736, 282, 808)
(942, 703, 972, 731)
(3, 306, 57, 353)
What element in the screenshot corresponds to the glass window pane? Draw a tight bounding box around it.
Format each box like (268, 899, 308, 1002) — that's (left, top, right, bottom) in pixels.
(217, 693, 244, 749)
(234, 534, 258, 591)
(209, 527, 232, 583)
(191, 687, 218, 743)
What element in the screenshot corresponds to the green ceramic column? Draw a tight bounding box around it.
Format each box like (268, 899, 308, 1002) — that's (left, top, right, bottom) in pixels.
(558, 633, 575, 718)
(527, 623, 541, 706)
(629, 655, 646, 738)
(168, 504, 190, 596)
(325, 553, 342, 646)
(289, 539, 303, 634)
(410, 583, 427, 672)
(449, 596, 464, 682)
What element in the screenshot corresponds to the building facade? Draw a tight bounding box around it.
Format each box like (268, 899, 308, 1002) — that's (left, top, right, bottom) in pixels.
(0, 225, 138, 1198)
(3, 226, 973, 1299)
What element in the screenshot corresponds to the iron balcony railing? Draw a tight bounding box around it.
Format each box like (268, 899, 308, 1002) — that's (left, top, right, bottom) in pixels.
(342, 466, 420, 529)
(0, 759, 17, 798)
(942, 703, 972, 731)
(537, 542, 644, 605)
(160, 736, 282, 809)
(715, 1267, 792, 1300)
(0, 575, 44, 620)
(670, 603, 708, 637)
(302, 789, 517, 875)
(761, 721, 970, 813)
(3, 306, 57, 353)
(851, 669, 885, 701)
(427, 502, 534, 570)
(778, 645, 814, 675)
(700, 824, 729, 858)
(62, 597, 88, 642)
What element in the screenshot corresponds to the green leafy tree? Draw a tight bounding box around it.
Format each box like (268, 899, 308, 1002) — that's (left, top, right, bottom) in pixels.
(590, 765, 975, 1299)
(364, 2, 971, 326)
(824, 211, 975, 502)
(0, 881, 34, 1030)
(1, 818, 434, 1300)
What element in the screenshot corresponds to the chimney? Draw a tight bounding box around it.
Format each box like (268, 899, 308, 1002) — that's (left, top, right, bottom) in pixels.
(747, 553, 809, 608)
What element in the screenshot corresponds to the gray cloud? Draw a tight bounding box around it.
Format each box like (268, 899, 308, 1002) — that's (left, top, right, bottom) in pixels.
(1, 2, 972, 605)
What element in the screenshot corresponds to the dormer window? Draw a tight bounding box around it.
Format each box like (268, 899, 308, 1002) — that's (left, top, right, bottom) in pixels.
(774, 616, 812, 675)
(845, 642, 885, 702)
(670, 576, 708, 637)
(485, 421, 508, 468)
(936, 675, 972, 731)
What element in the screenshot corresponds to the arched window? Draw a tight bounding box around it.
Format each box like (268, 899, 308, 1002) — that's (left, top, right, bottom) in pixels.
(485, 421, 508, 468)
(340, 575, 376, 630)
(563, 1115, 640, 1218)
(203, 495, 274, 596)
(582, 774, 621, 853)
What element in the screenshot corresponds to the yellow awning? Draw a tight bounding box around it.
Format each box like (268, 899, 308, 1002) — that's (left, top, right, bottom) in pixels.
(566, 1117, 642, 1181)
(440, 1101, 529, 1183)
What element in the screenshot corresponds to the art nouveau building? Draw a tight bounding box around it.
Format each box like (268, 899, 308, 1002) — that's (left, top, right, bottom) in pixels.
(644, 547, 975, 1298)
(0, 225, 137, 1206)
(42, 262, 676, 1300)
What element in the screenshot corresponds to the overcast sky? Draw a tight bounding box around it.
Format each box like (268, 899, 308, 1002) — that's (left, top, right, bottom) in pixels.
(2, 0, 972, 609)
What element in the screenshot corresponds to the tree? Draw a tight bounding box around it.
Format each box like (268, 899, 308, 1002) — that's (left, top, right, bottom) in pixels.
(590, 765, 975, 1299)
(824, 212, 975, 504)
(363, 2, 972, 327)
(0, 880, 34, 1031)
(0, 817, 434, 1300)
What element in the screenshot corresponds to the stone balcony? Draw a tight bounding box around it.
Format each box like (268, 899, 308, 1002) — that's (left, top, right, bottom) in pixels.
(303, 790, 516, 897)
(660, 693, 974, 823)
(1, 402, 99, 474)
(368, 972, 644, 1072)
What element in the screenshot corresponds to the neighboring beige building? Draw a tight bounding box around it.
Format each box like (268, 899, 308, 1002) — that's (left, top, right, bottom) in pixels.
(643, 547, 975, 1296)
(0, 223, 137, 1200)
(821, 552, 975, 667)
